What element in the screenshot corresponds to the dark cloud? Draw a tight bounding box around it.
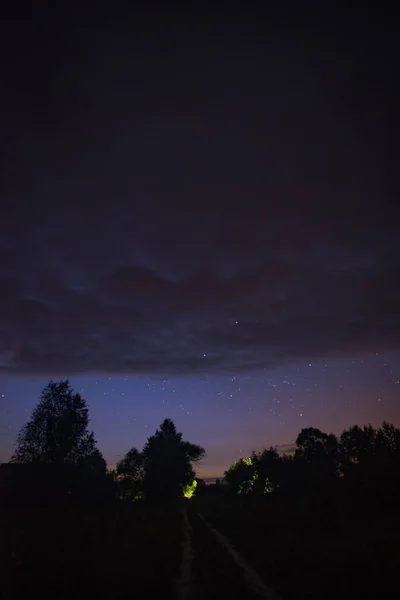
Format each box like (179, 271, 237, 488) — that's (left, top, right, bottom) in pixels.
(0, 7, 398, 375)
(1, 217, 399, 375)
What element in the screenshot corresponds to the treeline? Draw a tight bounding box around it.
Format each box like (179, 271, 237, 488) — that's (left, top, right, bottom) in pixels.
(3, 380, 399, 600)
(115, 418, 205, 501)
(1, 380, 205, 506)
(223, 423, 400, 511)
(3, 379, 400, 509)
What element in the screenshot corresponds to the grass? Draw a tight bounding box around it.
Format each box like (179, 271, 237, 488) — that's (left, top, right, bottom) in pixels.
(1, 500, 183, 600)
(193, 490, 400, 600)
(3, 487, 398, 600)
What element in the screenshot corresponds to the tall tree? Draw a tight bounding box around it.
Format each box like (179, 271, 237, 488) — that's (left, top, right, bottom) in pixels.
(339, 424, 377, 469)
(224, 457, 255, 495)
(116, 447, 144, 499)
(11, 380, 105, 470)
(141, 418, 205, 501)
(251, 447, 283, 495)
(376, 421, 400, 458)
(295, 427, 339, 478)
(339, 422, 400, 490)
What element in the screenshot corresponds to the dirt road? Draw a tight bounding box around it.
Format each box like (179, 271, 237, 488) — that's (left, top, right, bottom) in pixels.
(178, 509, 280, 600)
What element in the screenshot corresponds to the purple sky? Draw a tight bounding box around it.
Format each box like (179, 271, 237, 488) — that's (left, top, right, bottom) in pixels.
(1, 352, 399, 476)
(0, 6, 398, 476)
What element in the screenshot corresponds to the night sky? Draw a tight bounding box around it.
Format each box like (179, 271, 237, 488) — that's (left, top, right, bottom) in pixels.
(0, 6, 399, 477)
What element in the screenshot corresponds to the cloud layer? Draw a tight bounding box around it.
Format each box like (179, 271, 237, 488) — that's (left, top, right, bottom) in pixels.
(1, 197, 399, 376)
(1, 8, 398, 376)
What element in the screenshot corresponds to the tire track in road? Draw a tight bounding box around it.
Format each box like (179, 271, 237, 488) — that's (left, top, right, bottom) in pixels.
(176, 504, 193, 600)
(188, 512, 281, 600)
(197, 514, 280, 600)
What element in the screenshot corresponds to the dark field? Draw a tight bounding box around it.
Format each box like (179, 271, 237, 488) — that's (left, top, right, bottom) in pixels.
(1, 498, 264, 600)
(1, 501, 182, 600)
(1, 491, 399, 600)
(192, 489, 400, 600)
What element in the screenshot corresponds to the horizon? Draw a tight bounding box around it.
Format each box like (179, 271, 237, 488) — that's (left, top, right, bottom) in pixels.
(2, 369, 398, 478)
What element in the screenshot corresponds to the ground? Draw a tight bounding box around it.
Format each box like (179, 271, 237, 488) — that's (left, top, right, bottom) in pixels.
(1, 494, 399, 600)
(192, 491, 400, 600)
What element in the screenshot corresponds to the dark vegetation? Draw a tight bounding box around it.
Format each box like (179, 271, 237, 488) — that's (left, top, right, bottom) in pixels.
(194, 424, 400, 600)
(1, 380, 400, 599)
(116, 416, 204, 502)
(1, 381, 197, 599)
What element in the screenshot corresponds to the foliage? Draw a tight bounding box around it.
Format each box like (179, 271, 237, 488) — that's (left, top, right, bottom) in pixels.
(118, 418, 205, 502)
(224, 421, 400, 500)
(225, 450, 287, 495)
(295, 427, 339, 481)
(224, 457, 255, 494)
(295, 427, 338, 462)
(338, 421, 400, 501)
(183, 478, 197, 498)
(251, 447, 282, 494)
(142, 418, 205, 501)
(11, 380, 105, 471)
(116, 447, 145, 500)
(339, 424, 378, 468)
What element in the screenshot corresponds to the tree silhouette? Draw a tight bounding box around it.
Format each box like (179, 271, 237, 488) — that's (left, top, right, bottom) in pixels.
(339, 424, 379, 473)
(11, 380, 105, 470)
(251, 447, 283, 495)
(224, 449, 286, 496)
(222, 416, 400, 550)
(224, 457, 255, 495)
(116, 447, 145, 499)
(340, 422, 400, 470)
(376, 421, 400, 458)
(339, 422, 400, 503)
(118, 418, 205, 502)
(295, 427, 339, 481)
(142, 418, 205, 501)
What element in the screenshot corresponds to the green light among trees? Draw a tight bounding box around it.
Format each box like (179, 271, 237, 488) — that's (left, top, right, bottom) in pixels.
(183, 478, 197, 498)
